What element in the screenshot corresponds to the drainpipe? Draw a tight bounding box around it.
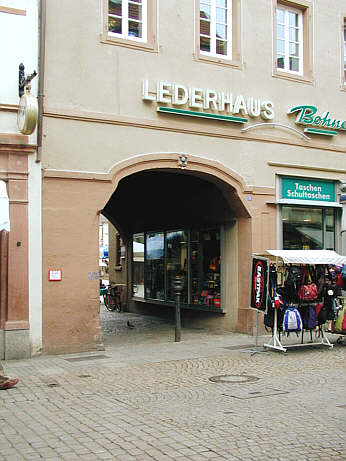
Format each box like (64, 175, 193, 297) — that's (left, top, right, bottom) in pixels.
(36, 0, 46, 163)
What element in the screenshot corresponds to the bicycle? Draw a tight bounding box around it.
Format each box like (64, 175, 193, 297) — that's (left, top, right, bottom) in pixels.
(103, 284, 123, 312)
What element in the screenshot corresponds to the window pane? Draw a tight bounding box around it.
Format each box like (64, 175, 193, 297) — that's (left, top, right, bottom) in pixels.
(277, 55, 285, 69)
(200, 35, 211, 52)
(145, 232, 165, 300)
(277, 39, 285, 54)
(277, 8, 284, 24)
(128, 2, 142, 20)
(289, 56, 299, 72)
(200, 4, 211, 19)
(109, 0, 122, 16)
(277, 24, 285, 38)
(216, 39, 227, 55)
(200, 19, 211, 36)
(216, 8, 226, 23)
(289, 12, 299, 27)
(216, 24, 227, 40)
(109, 17, 122, 34)
(289, 27, 299, 42)
(282, 207, 323, 250)
(325, 209, 335, 250)
(128, 20, 142, 38)
(216, 0, 227, 7)
(289, 42, 299, 57)
(166, 231, 188, 303)
(191, 229, 221, 309)
(133, 233, 144, 298)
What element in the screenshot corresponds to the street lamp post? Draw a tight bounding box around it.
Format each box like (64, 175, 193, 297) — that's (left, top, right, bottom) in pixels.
(173, 275, 182, 342)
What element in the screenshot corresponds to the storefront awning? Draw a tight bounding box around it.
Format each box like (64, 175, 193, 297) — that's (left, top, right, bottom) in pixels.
(0, 180, 10, 232)
(264, 249, 346, 265)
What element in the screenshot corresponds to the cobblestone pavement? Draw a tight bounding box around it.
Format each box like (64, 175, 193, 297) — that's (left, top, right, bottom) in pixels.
(1, 308, 345, 461)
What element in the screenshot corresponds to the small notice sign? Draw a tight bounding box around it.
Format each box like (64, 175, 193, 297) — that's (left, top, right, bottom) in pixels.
(48, 269, 62, 281)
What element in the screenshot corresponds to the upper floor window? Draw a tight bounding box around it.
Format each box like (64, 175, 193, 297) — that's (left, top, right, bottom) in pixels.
(273, 1, 313, 84)
(276, 6, 303, 74)
(200, 0, 232, 59)
(108, 0, 147, 42)
(195, 0, 241, 68)
(101, 0, 157, 52)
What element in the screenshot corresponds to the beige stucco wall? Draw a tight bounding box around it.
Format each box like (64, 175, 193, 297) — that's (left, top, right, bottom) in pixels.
(41, 0, 346, 353)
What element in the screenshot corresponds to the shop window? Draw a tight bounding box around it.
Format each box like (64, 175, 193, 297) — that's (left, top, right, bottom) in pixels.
(273, 1, 313, 83)
(195, 0, 241, 68)
(166, 231, 188, 304)
(132, 228, 222, 311)
(115, 234, 125, 268)
(133, 233, 144, 297)
(101, 0, 157, 52)
(145, 232, 165, 300)
(282, 206, 335, 250)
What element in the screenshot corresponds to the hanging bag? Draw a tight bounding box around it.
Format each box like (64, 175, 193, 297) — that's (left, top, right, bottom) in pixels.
(298, 267, 318, 302)
(282, 306, 302, 335)
(334, 306, 346, 333)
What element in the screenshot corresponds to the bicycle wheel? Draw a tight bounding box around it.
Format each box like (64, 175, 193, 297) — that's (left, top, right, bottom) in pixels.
(104, 293, 116, 311)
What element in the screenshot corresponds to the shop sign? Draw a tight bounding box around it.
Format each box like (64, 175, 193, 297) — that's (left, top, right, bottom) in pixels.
(249, 256, 269, 313)
(288, 105, 346, 137)
(282, 177, 335, 202)
(142, 80, 275, 123)
(48, 269, 62, 281)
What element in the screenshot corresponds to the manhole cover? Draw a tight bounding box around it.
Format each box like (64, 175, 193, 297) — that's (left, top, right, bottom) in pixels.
(209, 374, 259, 383)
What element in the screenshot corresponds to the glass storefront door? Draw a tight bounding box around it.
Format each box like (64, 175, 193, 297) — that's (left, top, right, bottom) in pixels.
(132, 227, 222, 311)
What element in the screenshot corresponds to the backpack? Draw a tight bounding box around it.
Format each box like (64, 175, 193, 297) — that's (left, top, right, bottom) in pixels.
(303, 306, 317, 330)
(284, 266, 302, 302)
(283, 306, 302, 335)
(316, 303, 328, 325)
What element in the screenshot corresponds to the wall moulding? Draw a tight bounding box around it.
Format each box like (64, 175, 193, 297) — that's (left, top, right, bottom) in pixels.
(268, 161, 346, 174)
(43, 110, 346, 154)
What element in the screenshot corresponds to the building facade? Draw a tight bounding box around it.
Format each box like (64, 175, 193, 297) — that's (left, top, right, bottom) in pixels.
(0, 0, 41, 359)
(41, 0, 346, 354)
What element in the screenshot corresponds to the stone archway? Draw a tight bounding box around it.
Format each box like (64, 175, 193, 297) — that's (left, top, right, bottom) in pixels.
(42, 152, 259, 354)
(102, 152, 254, 333)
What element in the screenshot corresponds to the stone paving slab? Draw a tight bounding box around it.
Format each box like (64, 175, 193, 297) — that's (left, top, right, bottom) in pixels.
(0, 312, 345, 460)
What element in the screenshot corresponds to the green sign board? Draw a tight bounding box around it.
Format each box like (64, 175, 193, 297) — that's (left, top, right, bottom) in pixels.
(282, 177, 335, 202)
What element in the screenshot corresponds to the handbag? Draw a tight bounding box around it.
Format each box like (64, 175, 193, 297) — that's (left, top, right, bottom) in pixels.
(298, 267, 318, 301)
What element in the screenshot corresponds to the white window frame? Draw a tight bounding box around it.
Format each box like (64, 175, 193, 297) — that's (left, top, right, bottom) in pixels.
(199, 0, 232, 60)
(276, 5, 303, 75)
(108, 0, 148, 43)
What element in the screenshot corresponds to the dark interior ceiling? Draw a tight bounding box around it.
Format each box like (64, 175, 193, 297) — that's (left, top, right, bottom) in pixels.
(102, 170, 236, 238)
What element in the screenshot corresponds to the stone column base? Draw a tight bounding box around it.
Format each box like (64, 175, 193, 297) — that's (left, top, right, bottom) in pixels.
(1, 329, 31, 360)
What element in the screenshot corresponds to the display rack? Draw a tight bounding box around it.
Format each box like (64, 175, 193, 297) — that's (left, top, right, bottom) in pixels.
(263, 305, 333, 353)
(255, 250, 346, 353)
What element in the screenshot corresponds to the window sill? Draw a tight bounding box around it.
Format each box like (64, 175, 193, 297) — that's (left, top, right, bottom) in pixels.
(194, 53, 242, 69)
(100, 33, 158, 53)
(272, 70, 313, 85)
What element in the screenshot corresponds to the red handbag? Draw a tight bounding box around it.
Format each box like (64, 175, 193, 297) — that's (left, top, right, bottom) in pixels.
(298, 268, 318, 301)
(298, 283, 318, 301)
